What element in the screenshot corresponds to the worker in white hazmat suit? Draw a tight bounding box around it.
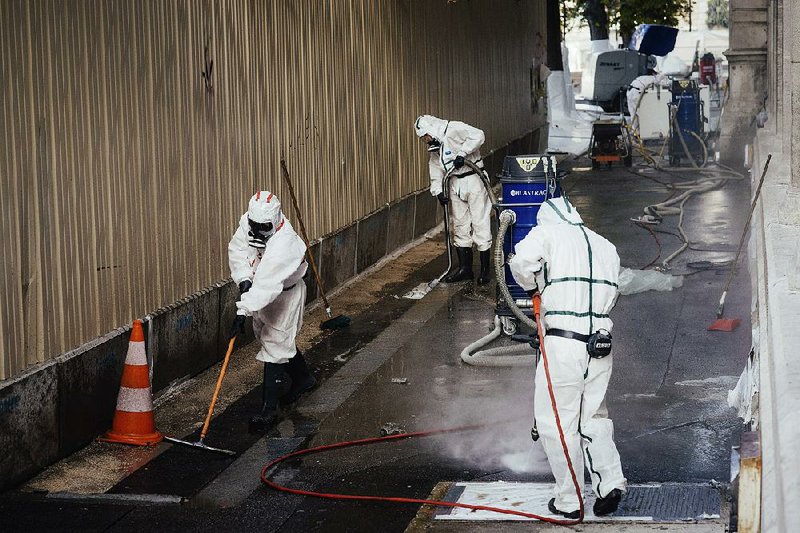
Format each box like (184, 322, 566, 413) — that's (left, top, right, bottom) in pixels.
(228, 191, 316, 433)
(626, 72, 664, 132)
(414, 115, 492, 284)
(509, 197, 626, 518)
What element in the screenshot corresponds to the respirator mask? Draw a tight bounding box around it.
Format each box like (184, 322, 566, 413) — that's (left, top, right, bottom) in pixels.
(426, 138, 441, 153)
(248, 219, 275, 249)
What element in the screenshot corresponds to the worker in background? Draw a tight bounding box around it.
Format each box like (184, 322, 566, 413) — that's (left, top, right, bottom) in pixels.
(626, 71, 664, 133)
(228, 191, 316, 433)
(414, 115, 492, 285)
(509, 197, 626, 518)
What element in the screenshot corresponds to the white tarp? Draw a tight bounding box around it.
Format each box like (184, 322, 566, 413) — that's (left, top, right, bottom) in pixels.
(547, 44, 594, 156)
(727, 341, 759, 426)
(618, 267, 683, 295)
(659, 53, 691, 77)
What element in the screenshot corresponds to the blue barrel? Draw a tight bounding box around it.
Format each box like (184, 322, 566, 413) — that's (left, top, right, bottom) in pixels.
(497, 155, 563, 308)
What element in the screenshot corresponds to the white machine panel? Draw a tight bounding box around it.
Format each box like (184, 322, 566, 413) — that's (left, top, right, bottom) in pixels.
(634, 84, 714, 140)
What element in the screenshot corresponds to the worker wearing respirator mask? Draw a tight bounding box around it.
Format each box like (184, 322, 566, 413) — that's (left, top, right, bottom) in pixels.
(228, 191, 316, 433)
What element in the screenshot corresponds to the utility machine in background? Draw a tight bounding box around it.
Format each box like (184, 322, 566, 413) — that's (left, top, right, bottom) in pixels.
(669, 79, 706, 166)
(589, 120, 633, 169)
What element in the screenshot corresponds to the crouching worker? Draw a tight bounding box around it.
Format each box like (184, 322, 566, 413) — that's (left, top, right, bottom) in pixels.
(228, 191, 316, 433)
(509, 197, 626, 518)
(414, 115, 492, 285)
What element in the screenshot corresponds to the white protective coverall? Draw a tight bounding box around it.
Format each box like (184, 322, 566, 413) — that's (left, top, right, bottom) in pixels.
(228, 193, 308, 364)
(626, 74, 664, 132)
(414, 115, 492, 251)
(508, 197, 626, 512)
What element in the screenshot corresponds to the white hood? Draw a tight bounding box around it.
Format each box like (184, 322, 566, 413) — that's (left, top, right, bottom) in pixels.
(537, 197, 584, 226)
(414, 114, 448, 142)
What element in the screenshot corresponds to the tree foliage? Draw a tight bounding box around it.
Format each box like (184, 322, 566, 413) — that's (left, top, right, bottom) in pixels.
(564, 0, 693, 44)
(618, 0, 692, 43)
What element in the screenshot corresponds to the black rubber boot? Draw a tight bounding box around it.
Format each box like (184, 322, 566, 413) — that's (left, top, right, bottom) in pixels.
(548, 498, 580, 520)
(593, 488, 623, 516)
(444, 247, 474, 283)
(280, 350, 317, 406)
(249, 363, 285, 433)
(477, 250, 491, 285)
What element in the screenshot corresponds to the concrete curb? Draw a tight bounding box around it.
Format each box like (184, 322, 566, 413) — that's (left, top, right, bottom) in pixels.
(749, 139, 800, 532)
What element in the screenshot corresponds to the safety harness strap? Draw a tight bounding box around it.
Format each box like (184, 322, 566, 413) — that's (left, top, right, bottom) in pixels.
(579, 225, 595, 334)
(544, 200, 583, 226)
(547, 276, 618, 288)
(546, 328, 590, 343)
(544, 310, 610, 319)
(451, 159, 485, 179)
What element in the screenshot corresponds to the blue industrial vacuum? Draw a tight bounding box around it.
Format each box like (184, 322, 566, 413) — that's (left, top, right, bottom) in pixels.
(494, 155, 564, 335)
(459, 154, 566, 364)
(669, 79, 705, 166)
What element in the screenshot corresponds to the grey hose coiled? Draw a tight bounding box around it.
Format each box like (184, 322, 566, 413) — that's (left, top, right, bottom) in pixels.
(460, 209, 537, 366)
(459, 316, 534, 366)
(494, 210, 536, 330)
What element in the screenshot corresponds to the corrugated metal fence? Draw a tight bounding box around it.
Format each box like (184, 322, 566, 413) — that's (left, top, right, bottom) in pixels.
(0, 0, 546, 380)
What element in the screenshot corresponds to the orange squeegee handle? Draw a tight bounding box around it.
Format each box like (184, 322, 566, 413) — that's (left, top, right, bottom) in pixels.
(200, 336, 236, 441)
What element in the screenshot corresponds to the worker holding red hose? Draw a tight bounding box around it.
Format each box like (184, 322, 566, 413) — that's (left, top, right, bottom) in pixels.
(509, 196, 626, 518)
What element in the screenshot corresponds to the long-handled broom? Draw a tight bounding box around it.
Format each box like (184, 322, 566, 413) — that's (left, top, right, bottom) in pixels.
(709, 154, 771, 332)
(280, 159, 351, 330)
(164, 337, 237, 455)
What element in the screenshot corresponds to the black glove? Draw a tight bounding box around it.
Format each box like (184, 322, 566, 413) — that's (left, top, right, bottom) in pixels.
(453, 155, 465, 169)
(437, 192, 449, 206)
(229, 315, 246, 339)
(238, 280, 253, 294)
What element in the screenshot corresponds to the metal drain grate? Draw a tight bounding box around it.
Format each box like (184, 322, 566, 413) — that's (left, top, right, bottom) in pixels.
(613, 483, 720, 520)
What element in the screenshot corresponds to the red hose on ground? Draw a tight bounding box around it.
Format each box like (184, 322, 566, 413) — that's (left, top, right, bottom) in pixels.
(532, 293, 585, 522)
(259, 294, 584, 525)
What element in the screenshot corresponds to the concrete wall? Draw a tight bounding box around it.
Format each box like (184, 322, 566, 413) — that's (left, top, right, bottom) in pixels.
(718, 0, 769, 167)
(743, 1, 800, 530)
(0, 127, 543, 490)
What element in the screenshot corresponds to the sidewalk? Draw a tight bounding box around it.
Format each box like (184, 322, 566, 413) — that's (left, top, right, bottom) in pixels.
(18, 228, 448, 497)
(1, 159, 751, 532)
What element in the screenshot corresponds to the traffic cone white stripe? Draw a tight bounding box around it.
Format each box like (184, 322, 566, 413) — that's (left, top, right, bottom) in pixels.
(99, 319, 163, 445)
(115, 386, 156, 413)
(125, 341, 147, 365)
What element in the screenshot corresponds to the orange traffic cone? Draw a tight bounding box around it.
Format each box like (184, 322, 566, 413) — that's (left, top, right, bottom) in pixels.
(98, 320, 163, 446)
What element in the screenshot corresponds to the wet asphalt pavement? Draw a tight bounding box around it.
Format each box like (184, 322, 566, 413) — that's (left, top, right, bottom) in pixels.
(0, 161, 751, 532)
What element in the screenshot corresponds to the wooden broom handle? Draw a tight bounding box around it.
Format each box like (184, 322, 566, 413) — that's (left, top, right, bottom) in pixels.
(280, 159, 331, 310)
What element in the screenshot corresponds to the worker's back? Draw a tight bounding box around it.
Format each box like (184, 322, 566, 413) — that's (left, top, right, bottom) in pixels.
(510, 197, 620, 335)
